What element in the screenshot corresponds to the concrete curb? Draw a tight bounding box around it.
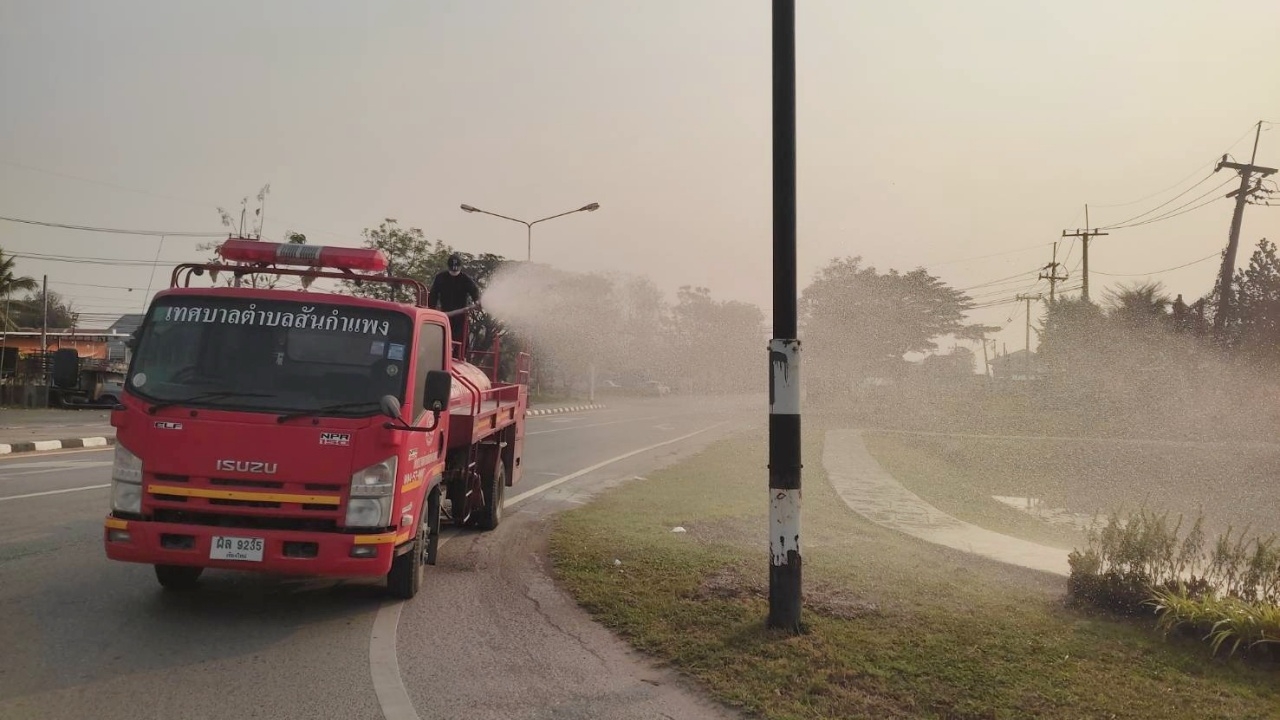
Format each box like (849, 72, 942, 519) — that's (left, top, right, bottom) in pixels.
(527, 404, 606, 418)
(0, 435, 115, 455)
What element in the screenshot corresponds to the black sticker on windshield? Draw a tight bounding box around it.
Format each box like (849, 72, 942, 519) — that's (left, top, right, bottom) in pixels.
(320, 432, 351, 446)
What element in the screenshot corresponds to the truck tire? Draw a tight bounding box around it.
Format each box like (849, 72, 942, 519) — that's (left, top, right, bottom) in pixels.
(477, 458, 505, 531)
(155, 564, 202, 591)
(386, 525, 425, 599)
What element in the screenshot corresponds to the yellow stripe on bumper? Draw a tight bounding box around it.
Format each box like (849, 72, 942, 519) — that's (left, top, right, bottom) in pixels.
(105, 518, 129, 530)
(148, 484, 341, 506)
(352, 532, 397, 545)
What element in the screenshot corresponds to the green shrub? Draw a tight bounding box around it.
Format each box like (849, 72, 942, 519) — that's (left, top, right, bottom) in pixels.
(1069, 508, 1280, 660)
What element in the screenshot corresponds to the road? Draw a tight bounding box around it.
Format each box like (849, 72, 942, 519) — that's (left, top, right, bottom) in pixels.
(0, 396, 758, 720)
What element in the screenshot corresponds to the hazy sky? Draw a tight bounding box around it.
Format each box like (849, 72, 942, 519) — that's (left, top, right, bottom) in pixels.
(2, 0, 1278, 359)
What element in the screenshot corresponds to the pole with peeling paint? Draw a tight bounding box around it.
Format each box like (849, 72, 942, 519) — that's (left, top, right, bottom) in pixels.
(768, 0, 802, 633)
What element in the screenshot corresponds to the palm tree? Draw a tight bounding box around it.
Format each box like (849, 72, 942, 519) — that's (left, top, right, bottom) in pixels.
(0, 250, 38, 331)
(1105, 281, 1172, 328)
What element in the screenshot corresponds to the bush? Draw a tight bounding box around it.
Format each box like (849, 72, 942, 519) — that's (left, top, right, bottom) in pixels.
(1068, 508, 1280, 660)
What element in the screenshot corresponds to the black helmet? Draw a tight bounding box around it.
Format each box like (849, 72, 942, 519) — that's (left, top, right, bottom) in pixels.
(447, 254, 462, 271)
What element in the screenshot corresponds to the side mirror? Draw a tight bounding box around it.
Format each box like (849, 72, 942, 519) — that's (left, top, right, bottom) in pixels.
(423, 370, 452, 412)
(380, 394, 402, 420)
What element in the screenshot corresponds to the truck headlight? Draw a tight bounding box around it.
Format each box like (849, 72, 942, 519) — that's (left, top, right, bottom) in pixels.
(346, 456, 396, 527)
(110, 444, 143, 513)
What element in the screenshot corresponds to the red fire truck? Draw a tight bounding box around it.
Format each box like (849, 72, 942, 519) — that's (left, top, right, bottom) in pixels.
(103, 238, 529, 599)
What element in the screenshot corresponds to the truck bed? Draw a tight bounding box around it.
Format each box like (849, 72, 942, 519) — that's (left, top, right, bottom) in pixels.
(448, 382, 525, 447)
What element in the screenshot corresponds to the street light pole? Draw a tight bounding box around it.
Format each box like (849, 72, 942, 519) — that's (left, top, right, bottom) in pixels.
(459, 202, 600, 262)
(768, 0, 802, 634)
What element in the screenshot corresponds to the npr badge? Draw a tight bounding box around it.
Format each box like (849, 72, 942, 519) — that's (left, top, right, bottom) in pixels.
(320, 432, 351, 446)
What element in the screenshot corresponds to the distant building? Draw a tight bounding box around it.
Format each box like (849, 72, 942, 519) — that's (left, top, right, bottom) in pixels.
(107, 314, 145, 362)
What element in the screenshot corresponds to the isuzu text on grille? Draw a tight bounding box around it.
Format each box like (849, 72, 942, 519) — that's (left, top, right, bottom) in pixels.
(216, 460, 279, 474)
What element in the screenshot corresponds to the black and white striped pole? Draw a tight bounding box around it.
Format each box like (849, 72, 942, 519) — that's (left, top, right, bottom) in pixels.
(767, 0, 802, 633)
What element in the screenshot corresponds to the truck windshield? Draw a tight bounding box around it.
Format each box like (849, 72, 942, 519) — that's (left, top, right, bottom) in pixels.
(126, 296, 414, 416)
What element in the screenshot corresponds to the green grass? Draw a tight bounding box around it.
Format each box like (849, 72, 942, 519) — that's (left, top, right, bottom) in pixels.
(859, 431, 1280, 546)
(861, 432, 1086, 551)
(549, 429, 1280, 720)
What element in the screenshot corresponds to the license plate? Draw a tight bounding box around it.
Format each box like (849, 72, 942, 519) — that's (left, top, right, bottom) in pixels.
(210, 536, 265, 562)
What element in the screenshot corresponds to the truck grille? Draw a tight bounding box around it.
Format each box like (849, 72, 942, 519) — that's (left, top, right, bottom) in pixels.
(144, 471, 345, 533)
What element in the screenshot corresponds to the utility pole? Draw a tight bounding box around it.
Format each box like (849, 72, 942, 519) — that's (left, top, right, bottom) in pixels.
(40, 275, 48, 408)
(1016, 293, 1043, 377)
(1213, 121, 1276, 336)
(767, 0, 802, 634)
(1038, 242, 1068, 303)
(1062, 205, 1107, 302)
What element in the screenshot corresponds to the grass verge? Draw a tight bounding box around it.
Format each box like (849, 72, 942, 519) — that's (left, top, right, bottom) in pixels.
(549, 428, 1280, 720)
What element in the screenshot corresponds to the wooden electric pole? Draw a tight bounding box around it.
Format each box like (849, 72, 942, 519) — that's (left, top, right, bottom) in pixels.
(1213, 122, 1276, 336)
(1016, 293, 1044, 377)
(1039, 242, 1068, 303)
(1062, 205, 1107, 303)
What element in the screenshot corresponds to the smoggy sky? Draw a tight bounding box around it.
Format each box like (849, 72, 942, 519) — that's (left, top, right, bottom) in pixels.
(2, 0, 1278, 360)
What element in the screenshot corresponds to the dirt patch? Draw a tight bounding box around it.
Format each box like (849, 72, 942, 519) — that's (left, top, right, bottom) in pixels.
(695, 568, 880, 620)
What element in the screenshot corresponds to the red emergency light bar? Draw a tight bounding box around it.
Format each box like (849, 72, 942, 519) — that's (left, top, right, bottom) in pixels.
(217, 238, 388, 273)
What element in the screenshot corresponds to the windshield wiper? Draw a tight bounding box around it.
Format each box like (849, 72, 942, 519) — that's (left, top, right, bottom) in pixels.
(276, 400, 383, 424)
(147, 391, 276, 415)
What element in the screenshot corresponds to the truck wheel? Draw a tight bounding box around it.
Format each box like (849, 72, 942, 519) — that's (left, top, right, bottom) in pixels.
(386, 525, 425, 599)
(154, 564, 202, 591)
(477, 458, 505, 531)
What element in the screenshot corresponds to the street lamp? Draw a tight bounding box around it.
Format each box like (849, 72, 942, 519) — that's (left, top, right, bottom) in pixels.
(459, 202, 600, 261)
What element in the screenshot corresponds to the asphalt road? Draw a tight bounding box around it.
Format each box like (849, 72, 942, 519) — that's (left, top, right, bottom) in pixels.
(0, 396, 759, 720)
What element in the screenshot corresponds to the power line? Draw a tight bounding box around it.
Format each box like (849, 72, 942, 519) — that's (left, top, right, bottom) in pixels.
(1089, 123, 1264, 210)
(1096, 173, 1219, 229)
(1103, 177, 1236, 230)
(9, 251, 185, 267)
(0, 215, 224, 237)
(926, 241, 1052, 269)
(1092, 251, 1222, 278)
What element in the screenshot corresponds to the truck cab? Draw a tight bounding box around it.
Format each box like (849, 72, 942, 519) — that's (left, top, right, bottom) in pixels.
(103, 238, 527, 599)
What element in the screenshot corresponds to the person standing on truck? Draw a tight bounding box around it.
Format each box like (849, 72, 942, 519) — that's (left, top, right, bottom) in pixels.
(428, 253, 482, 347)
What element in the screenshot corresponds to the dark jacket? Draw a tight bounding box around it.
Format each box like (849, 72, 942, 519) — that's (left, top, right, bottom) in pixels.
(428, 271, 481, 312)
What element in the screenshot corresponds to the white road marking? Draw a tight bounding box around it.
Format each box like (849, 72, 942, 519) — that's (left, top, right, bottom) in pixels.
(0, 460, 113, 480)
(526, 414, 669, 436)
(368, 419, 731, 720)
(0, 484, 111, 503)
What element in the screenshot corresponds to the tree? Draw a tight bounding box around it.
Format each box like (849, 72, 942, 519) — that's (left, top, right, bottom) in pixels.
(799, 257, 978, 387)
(1104, 281, 1172, 331)
(1231, 238, 1280, 363)
(344, 219, 517, 371)
(8, 290, 78, 329)
(0, 249, 39, 331)
(664, 286, 764, 393)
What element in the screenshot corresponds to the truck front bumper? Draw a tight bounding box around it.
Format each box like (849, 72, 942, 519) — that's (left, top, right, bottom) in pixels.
(103, 516, 410, 578)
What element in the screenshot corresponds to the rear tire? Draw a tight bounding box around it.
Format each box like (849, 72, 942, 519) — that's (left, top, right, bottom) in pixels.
(155, 564, 203, 591)
(386, 525, 425, 599)
(477, 458, 505, 531)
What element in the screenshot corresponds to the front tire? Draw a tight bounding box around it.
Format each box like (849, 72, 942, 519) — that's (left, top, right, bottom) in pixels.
(155, 564, 203, 591)
(477, 458, 505, 531)
(386, 525, 425, 599)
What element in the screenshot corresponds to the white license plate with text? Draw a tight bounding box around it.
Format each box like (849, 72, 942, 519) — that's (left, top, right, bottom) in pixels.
(210, 536, 265, 562)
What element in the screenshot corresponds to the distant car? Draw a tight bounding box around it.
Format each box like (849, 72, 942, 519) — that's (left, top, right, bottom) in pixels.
(643, 381, 671, 397)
